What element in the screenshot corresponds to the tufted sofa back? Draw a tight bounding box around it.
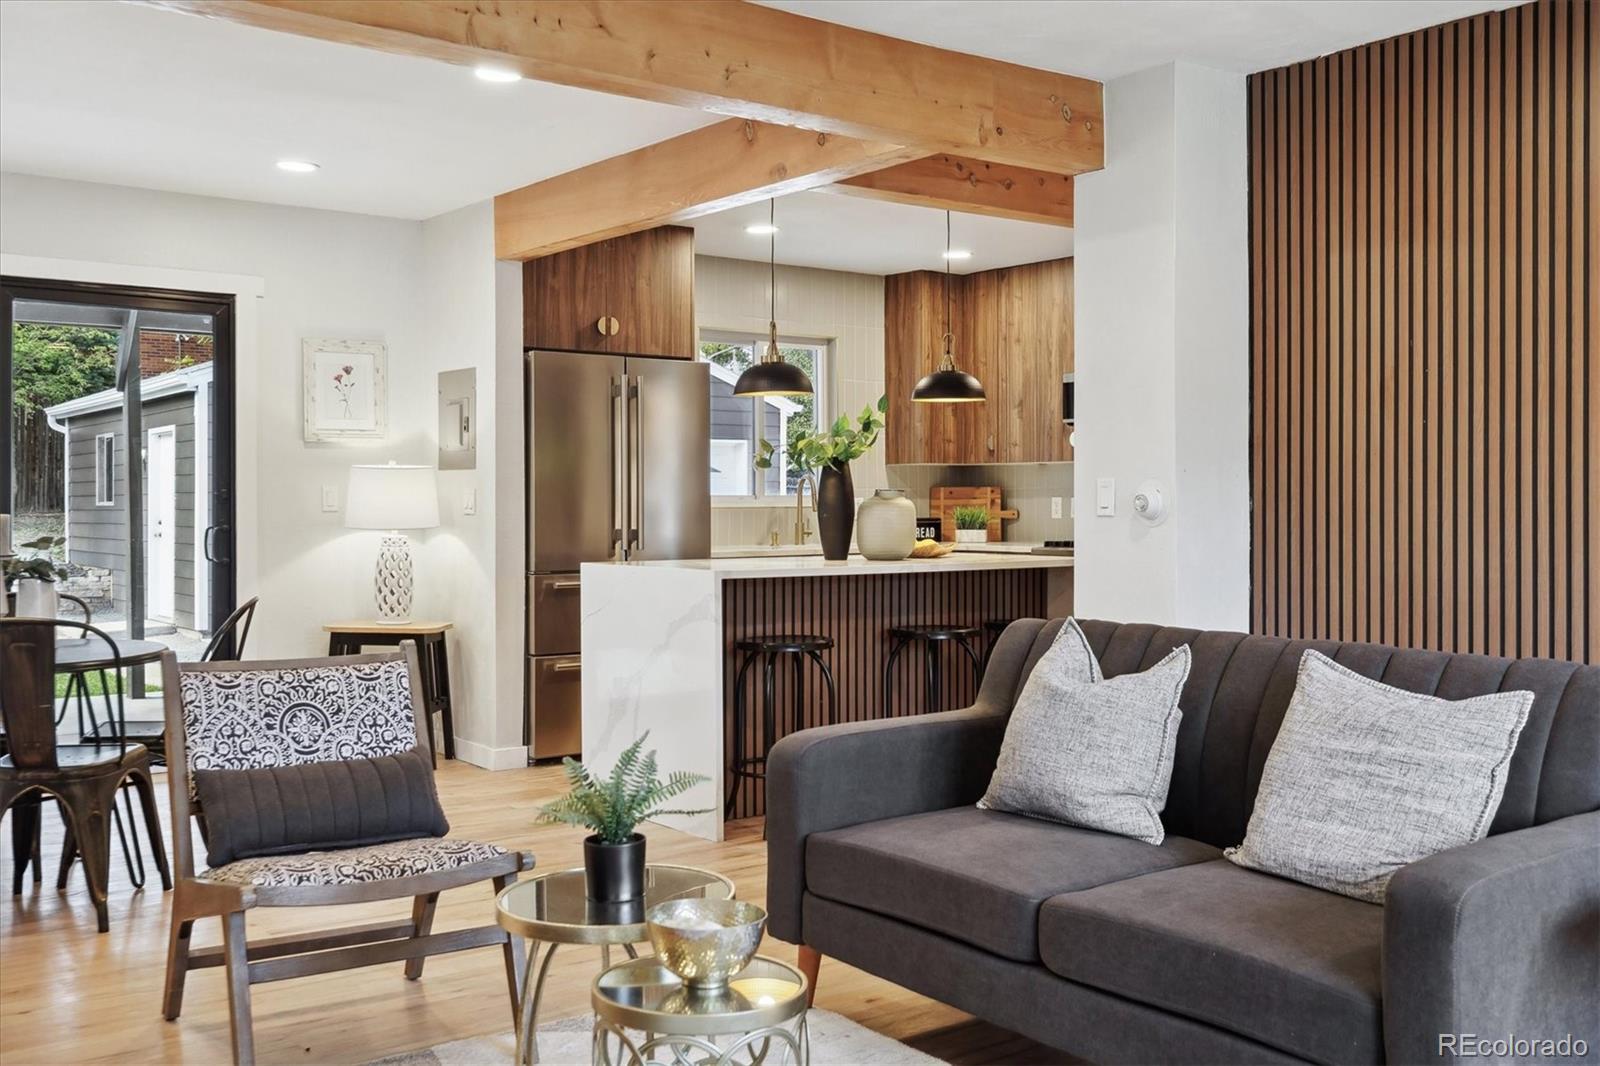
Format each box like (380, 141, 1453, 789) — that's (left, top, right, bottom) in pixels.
(1003, 619, 1599, 849)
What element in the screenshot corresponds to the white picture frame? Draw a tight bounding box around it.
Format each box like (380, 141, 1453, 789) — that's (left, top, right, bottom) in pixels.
(303, 338, 387, 441)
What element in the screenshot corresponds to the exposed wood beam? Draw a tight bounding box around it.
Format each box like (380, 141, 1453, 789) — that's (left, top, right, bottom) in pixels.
(494, 120, 917, 260)
(140, 0, 1104, 174)
(828, 155, 1073, 226)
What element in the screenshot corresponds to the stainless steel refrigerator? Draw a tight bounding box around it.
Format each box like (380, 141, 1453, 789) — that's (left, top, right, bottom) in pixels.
(525, 350, 710, 760)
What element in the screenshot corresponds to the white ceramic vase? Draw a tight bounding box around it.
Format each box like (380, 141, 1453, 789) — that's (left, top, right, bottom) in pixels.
(856, 489, 916, 560)
(15, 577, 59, 619)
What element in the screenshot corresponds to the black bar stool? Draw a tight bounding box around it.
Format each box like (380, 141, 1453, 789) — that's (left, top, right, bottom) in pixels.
(882, 624, 983, 715)
(726, 635, 838, 819)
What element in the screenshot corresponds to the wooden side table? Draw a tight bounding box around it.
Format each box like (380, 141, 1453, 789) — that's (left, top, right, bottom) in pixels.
(324, 621, 455, 763)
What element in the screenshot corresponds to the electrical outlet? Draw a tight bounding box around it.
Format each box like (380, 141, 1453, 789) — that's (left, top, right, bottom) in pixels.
(462, 488, 477, 516)
(321, 485, 338, 513)
(1096, 478, 1116, 517)
(1050, 496, 1063, 519)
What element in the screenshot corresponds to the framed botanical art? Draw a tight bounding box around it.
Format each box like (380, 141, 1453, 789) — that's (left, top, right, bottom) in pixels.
(303, 338, 387, 441)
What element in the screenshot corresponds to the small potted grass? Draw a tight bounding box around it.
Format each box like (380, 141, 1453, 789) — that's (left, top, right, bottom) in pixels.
(953, 506, 990, 544)
(537, 734, 709, 902)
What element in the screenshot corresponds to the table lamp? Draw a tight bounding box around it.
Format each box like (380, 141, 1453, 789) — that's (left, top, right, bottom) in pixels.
(345, 462, 440, 624)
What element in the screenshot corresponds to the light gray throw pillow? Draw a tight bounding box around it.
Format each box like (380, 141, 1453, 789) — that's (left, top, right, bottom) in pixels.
(980, 620, 1190, 845)
(1226, 650, 1533, 904)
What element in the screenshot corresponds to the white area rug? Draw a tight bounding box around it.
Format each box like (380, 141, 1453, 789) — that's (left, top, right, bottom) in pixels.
(368, 1009, 943, 1065)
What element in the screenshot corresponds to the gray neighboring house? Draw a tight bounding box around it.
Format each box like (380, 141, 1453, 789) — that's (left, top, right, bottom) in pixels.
(709, 360, 798, 496)
(45, 363, 214, 632)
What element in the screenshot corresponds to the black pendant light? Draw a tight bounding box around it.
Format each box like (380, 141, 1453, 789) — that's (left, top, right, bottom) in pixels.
(912, 210, 986, 404)
(733, 199, 813, 398)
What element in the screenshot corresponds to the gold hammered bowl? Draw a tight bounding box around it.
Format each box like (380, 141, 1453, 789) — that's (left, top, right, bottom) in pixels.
(645, 899, 767, 989)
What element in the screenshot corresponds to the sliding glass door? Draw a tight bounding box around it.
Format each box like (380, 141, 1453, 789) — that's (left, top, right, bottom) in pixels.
(2, 277, 236, 665)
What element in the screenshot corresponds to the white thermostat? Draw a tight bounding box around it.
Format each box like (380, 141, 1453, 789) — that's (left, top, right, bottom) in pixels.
(1133, 481, 1168, 526)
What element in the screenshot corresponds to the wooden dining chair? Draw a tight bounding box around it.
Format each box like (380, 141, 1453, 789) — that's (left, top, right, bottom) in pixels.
(161, 644, 533, 1065)
(199, 597, 258, 663)
(0, 618, 171, 932)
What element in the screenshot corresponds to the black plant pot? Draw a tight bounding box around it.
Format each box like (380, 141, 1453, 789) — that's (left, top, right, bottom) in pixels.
(584, 833, 646, 902)
(817, 462, 855, 561)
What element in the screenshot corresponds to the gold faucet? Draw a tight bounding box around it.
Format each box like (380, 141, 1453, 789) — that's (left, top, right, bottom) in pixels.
(795, 472, 818, 545)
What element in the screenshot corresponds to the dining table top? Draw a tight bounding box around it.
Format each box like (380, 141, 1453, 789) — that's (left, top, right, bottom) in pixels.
(53, 636, 169, 671)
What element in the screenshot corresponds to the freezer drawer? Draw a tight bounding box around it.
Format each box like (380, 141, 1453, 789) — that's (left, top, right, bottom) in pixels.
(527, 572, 582, 656)
(527, 654, 582, 761)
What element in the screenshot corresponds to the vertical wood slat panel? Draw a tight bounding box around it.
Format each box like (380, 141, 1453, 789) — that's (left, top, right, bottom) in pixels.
(1249, 0, 1596, 664)
(722, 570, 1046, 819)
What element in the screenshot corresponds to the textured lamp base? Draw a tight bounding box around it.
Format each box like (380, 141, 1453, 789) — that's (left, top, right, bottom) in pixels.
(374, 533, 414, 623)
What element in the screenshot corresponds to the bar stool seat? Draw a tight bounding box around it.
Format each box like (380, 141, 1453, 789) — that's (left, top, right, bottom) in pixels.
(882, 624, 984, 716)
(726, 635, 838, 819)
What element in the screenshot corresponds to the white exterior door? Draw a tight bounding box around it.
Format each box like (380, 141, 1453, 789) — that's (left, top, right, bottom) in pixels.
(146, 425, 177, 623)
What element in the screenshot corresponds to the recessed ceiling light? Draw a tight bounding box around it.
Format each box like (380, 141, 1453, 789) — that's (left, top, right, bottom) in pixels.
(745, 223, 780, 236)
(474, 65, 523, 83)
(942, 249, 973, 260)
(276, 159, 320, 174)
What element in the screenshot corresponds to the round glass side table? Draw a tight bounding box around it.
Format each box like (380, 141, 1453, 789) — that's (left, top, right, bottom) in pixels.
(591, 955, 809, 1066)
(495, 864, 735, 1065)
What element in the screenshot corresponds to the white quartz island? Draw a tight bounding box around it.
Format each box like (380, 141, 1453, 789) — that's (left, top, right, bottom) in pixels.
(581, 552, 1073, 841)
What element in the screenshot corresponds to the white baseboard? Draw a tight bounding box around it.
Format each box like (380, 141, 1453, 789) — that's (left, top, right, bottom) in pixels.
(451, 739, 530, 771)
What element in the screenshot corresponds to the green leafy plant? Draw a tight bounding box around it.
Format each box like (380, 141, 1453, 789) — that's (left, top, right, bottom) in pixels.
(953, 506, 990, 531)
(3, 536, 67, 585)
(755, 395, 888, 472)
(537, 733, 710, 844)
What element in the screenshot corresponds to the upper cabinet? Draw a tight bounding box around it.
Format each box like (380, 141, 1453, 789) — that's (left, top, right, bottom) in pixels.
(524, 226, 695, 359)
(884, 258, 1074, 465)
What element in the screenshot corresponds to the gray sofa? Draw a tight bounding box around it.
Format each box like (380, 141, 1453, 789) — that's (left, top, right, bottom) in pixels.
(766, 619, 1600, 1065)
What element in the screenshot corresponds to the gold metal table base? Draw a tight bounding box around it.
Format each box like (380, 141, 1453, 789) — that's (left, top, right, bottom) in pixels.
(591, 1015, 810, 1066)
(515, 941, 639, 1066)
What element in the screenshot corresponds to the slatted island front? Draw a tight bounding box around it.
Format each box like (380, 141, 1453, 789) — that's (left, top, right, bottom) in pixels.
(581, 552, 1073, 840)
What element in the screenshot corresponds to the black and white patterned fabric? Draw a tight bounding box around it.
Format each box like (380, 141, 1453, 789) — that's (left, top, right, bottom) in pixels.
(179, 659, 417, 801)
(201, 837, 508, 887)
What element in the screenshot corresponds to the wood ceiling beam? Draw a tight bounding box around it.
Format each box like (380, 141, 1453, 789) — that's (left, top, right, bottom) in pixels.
(139, 0, 1104, 174)
(827, 155, 1073, 226)
(493, 119, 918, 260)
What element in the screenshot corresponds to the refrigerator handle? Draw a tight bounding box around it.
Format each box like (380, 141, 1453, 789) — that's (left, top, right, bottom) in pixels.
(611, 374, 626, 560)
(629, 375, 643, 553)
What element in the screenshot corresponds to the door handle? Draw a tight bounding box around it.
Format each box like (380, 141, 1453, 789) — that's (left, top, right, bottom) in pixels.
(629, 376, 643, 554)
(551, 659, 582, 673)
(203, 525, 231, 563)
(548, 579, 581, 591)
(611, 375, 626, 559)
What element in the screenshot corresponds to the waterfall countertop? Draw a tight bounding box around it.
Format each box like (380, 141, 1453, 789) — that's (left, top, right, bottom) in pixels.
(585, 550, 1073, 580)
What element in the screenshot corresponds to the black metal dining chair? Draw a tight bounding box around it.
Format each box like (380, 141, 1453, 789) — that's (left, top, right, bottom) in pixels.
(200, 596, 259, 662)
(0, 618, 171, 930)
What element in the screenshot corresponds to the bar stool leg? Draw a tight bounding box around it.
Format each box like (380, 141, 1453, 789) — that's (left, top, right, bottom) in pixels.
(791, 652, 805, 732)
(925, 641, 941, 714)
(724, 650, 759, 819)
(957, 635, 985, 698)
(806, 650, 839, 725)
(881, 636, 910, 718)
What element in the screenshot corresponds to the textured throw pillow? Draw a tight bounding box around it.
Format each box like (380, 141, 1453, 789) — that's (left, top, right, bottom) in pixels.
(194, 747, 449, 868)
(1226, 650, 1533, 903)
(979, 622, 1190, 845)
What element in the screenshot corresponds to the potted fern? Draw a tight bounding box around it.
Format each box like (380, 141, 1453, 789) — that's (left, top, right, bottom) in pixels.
(537, 734, 709, 902)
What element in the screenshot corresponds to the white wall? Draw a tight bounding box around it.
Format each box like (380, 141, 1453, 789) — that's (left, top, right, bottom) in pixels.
(1072, 63, 1249, 630)
(0, 172, 522, 764)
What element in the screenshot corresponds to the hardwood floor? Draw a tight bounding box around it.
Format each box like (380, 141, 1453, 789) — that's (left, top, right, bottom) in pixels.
(0, 761, 1067, 1065)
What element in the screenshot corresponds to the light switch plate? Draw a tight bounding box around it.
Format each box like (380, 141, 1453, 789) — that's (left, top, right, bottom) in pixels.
(1096, 478, 1116, 517)
(1050, 496, 1063, 519)
(463, 487, 477, 516)
(321, 485, 338, 513)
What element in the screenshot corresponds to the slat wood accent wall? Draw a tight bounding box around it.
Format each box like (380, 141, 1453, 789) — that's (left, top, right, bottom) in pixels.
(1249, 0, 1597, 662)
(722, 570, 1045, 819)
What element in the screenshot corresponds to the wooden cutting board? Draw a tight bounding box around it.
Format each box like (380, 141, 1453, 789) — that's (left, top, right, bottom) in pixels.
(931, 486, 1017, 542)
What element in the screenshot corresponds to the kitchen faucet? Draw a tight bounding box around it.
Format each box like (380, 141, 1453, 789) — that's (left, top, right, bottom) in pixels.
(795, 472, 818, 545)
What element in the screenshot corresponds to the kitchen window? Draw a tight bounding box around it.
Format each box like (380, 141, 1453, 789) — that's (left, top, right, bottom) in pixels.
(700, 332, 827, 500)
(93, 432, 115, 505)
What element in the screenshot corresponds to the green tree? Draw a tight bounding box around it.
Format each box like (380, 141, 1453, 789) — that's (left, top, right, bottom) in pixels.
(11, 324, 119, 415)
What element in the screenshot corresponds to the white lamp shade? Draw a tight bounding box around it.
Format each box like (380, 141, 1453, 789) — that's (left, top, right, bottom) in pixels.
(345, 463, 440, 530)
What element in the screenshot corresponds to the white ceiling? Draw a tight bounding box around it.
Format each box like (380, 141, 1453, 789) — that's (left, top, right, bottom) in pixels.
(0, 0, 715, 221)
(691, 192, 1072, 276)
(759, 1, 1518, 81)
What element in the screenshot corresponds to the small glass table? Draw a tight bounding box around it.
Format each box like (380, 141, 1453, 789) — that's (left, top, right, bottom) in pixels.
(591, 955, 809, 1066)
(495, 864, 735, 1065)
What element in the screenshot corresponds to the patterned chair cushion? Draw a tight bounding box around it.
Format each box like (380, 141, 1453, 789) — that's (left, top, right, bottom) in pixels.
(200, 837, 509, 888)
(178, 658, 417, 800)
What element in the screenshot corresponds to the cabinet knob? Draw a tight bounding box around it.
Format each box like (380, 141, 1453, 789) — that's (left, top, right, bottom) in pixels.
(596, 316, 620, 337)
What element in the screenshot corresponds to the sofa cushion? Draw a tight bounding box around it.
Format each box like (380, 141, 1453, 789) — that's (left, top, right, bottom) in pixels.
(806, 806, 1219, 962)
(1038, 859, 1384, 1065)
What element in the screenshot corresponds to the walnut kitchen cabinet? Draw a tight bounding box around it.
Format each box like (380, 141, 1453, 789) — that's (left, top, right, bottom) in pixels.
(523, 225, 695, 359)
(884, 257, 1073, 465)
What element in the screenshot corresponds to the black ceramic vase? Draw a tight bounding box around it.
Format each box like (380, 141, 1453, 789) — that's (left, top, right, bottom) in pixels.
(816, 462, 855, 561)
(584, 833, 646, 902)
